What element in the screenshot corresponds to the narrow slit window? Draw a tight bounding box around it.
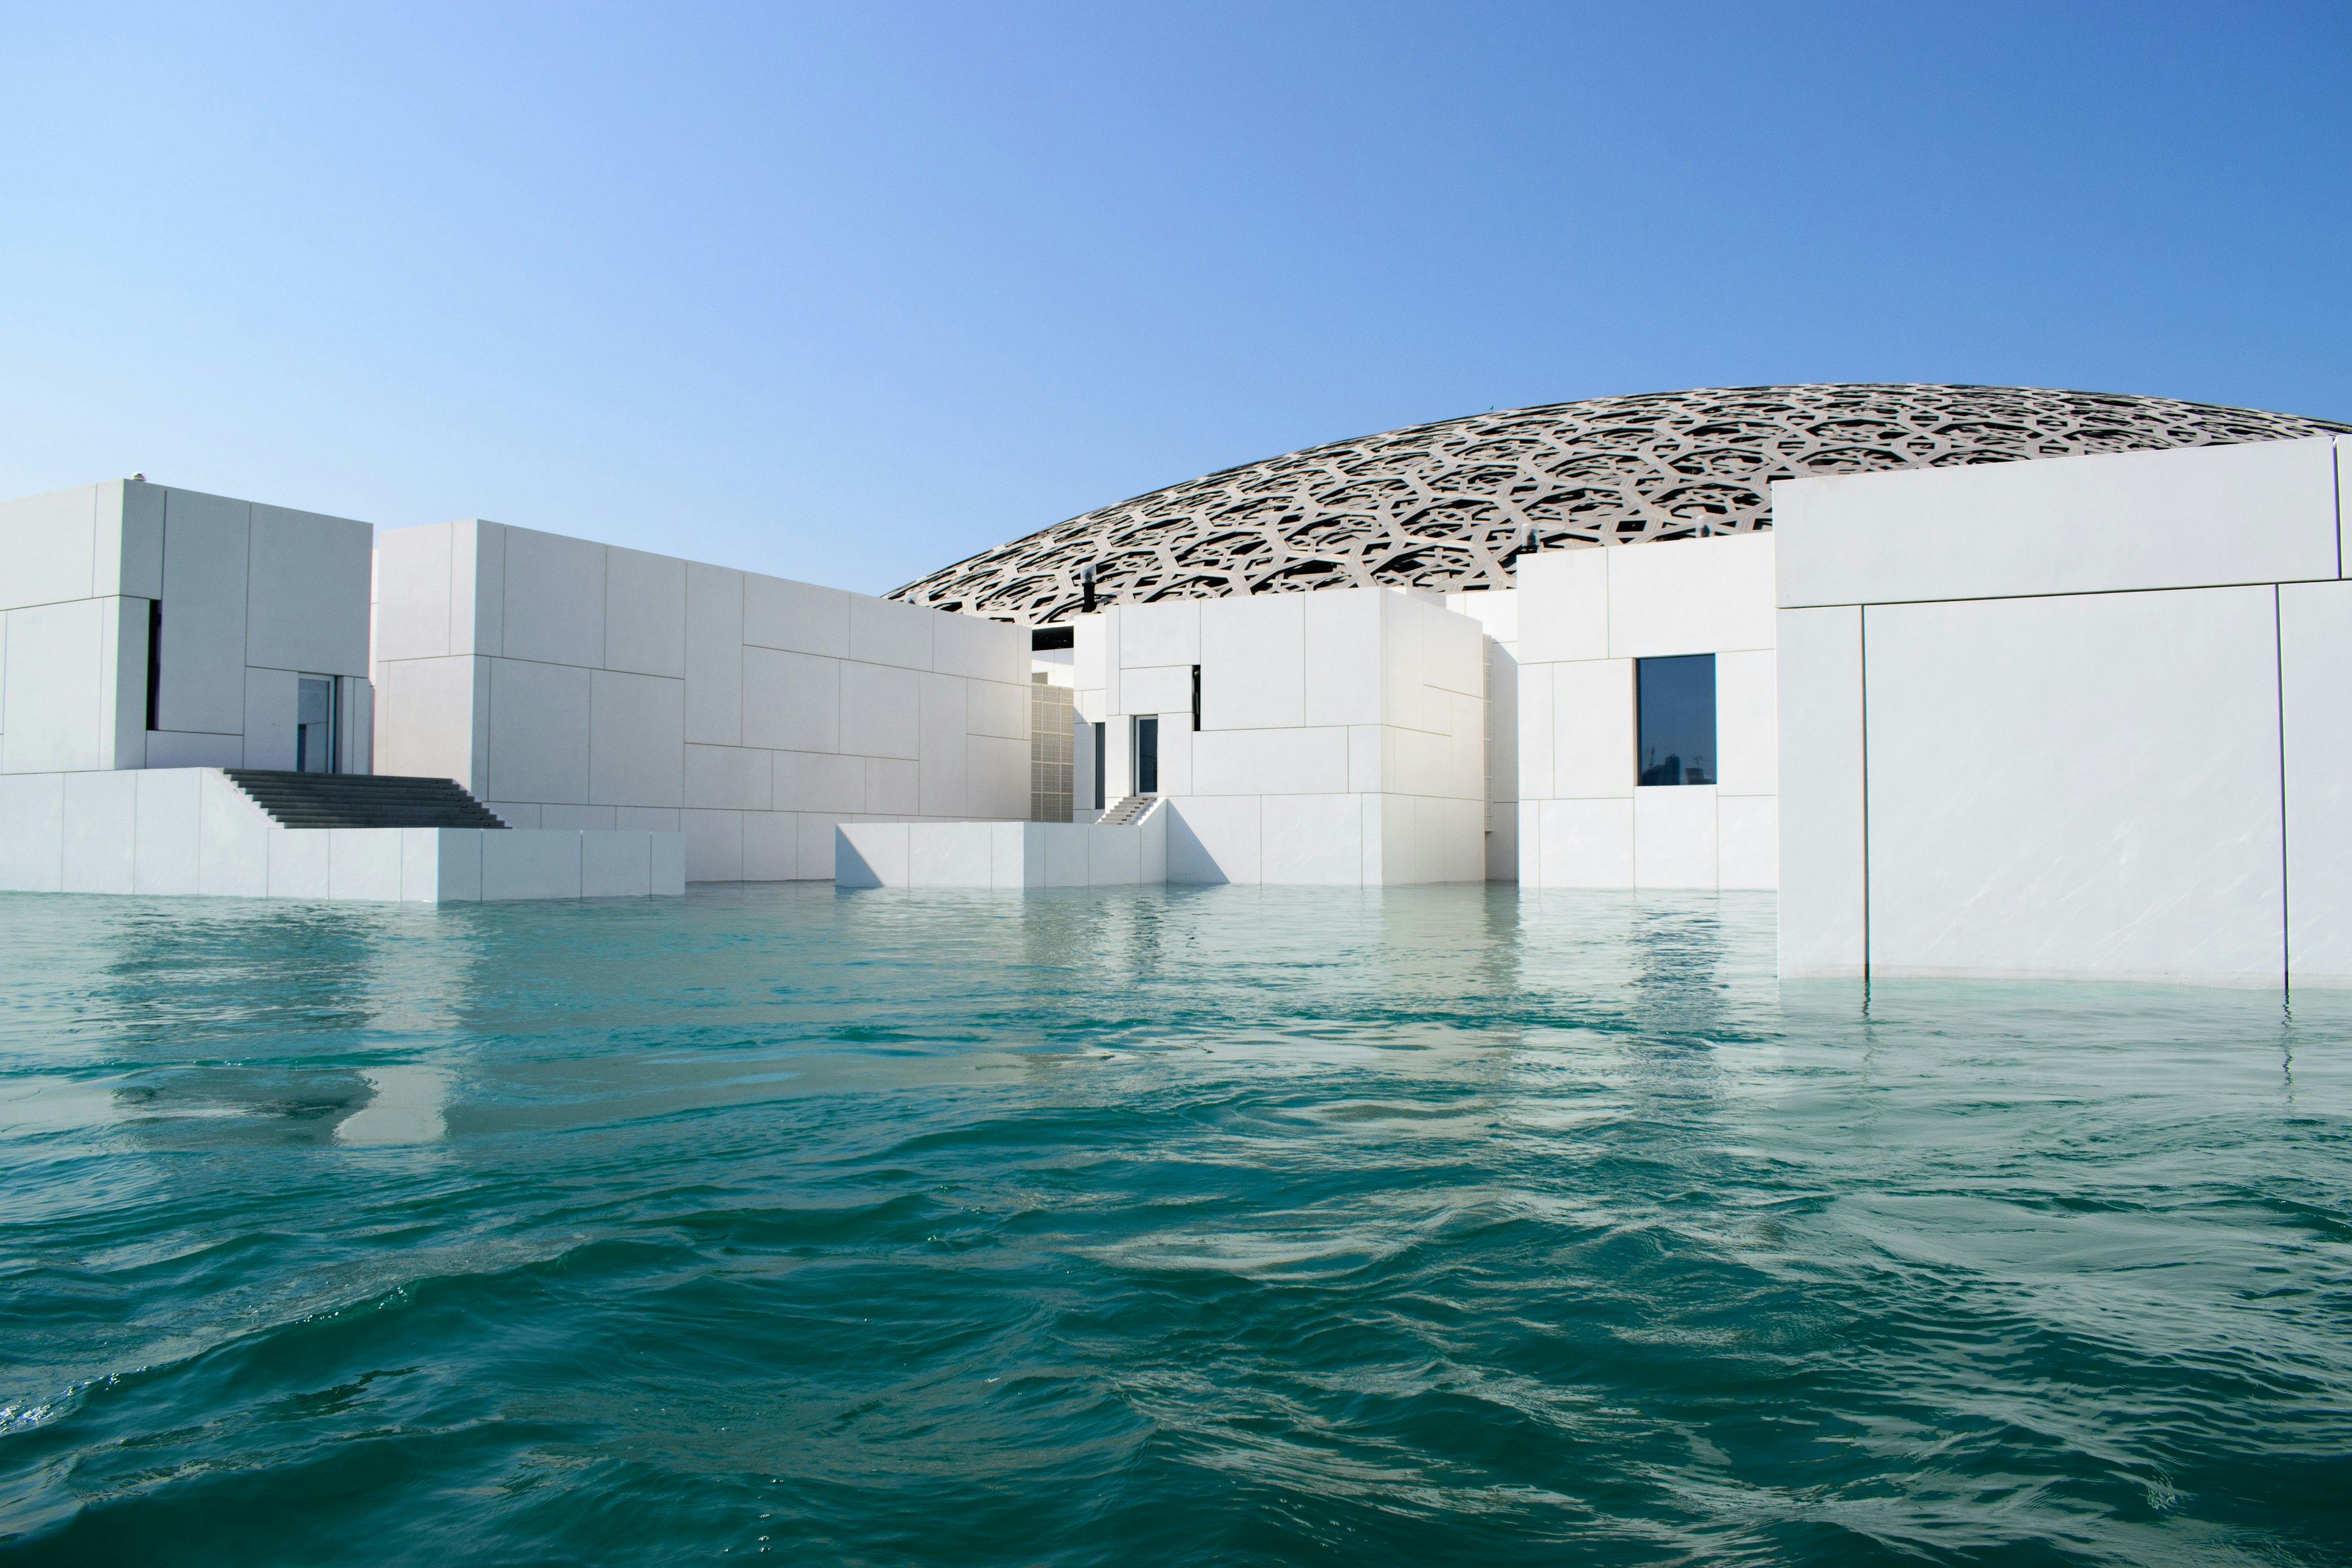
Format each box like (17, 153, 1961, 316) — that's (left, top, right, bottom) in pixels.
(1135, 715, 1159, 794)
(1093, 722, 1106, 812)
(1636, 654, 1715, 786)
(144, 599, 162, 731)
(1191, 665, 1201, 731)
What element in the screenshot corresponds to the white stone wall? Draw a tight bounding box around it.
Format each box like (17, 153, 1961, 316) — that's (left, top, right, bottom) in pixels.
(1515, 533, 1777, 890)
(1444, 587, 1520, 881)
(0, 481, 372, 776)
(372, 521, 1030, 881)
(836, 806, 1169, 889)
(0, 767, 681, 902)
(1074, 587, 1487, 884)
(1776, 434, 2352, 986)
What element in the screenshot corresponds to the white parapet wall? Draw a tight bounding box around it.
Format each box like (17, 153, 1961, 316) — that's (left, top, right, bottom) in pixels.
(0, 768, 684, 903)
(1775, 433, 2351, 987)
(836, 802, 1168, 889)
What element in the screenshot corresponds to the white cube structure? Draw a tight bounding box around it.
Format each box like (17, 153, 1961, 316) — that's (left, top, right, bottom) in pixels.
(1774, 434, 2352, 986)
(0, 480, 372, 775)
(372, 521, 1031, 881)
(1073, 587, 1488, 884)
(1513, 533, 1778, 891)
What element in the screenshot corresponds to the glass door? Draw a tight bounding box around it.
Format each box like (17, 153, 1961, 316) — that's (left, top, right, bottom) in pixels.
(296, 676, 337, 773)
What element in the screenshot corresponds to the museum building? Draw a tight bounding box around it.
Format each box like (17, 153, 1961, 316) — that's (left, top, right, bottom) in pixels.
(2, 384, 2347, 986)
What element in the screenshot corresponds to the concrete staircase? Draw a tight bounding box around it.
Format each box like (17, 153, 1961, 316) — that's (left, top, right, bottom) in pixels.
(223, 771, 510, 830)
(1098, 794, 1158, 826)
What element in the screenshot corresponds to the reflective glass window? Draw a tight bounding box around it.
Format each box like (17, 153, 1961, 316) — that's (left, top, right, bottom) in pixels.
(1636, 654, 1714, 786)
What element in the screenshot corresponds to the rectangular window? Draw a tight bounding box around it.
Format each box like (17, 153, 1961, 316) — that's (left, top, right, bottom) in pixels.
(1191, 664, 1202, 731)
(1636, 654, 1715, 786)
(1135, 715, 1159, 794)
(1093, 722, 1106, 811)
(144, 599, 162, 731)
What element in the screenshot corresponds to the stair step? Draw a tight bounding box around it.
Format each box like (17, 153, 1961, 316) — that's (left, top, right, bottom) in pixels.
(223, 769, 510, 831)
(1099, 794, 1157, 826)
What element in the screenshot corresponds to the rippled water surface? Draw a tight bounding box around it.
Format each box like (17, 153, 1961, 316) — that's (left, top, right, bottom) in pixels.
(1, 884, 2347, 1565)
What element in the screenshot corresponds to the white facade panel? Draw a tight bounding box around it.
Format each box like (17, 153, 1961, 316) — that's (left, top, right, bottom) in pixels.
(743, 647, 840, 753)
(1191, 726, 1348, 796)
(1302, 591, 1381, 726)
(2, 600, 105, 773)
(2277, 580, 2352, 984)
(840, 661, 921, 760)
(488, 658, 592, 804)
(603, 547, 688, 679)
(266, 828, 332, 899)
(1632, 787, 1719, 889)
(743, 810, 798, 880)
(684, 741, 770, 811)
(1604, 532, 1776, 658)
(483, 830, 585, 901)
(1714, 649, 1779, 797)
(683, 808, 744, 881)
(1260, 794, 1362, 884)
(328, 828, 405, 901)
(589, 669, 686, 807)
(1167, 794, 1260, 884)
(848, 596, 933, 671)
(744, 574, 850, 658)
(776, 750, 864, 813)
(1200, 596, 1305, 729)
(685, 564, 745, 745)
(242, 666, 298, 770)
(1776, 436, 2340, 609)
(133, 769, 203, 894)
(1515, 548, 1608, 665)
(1776, 605, 1865, 976)
(583, 831, 655, 897)
(246, 504, 372, 677)
(1864, 587, 2285, 983)
(61, 769, 137, 893)
(1117, 601, 1200, 669)
(865, 756, 918, 815)
(0, 485, 98, 611)
(374, 521, 454, 662)
(1532, 797, 1632, 888)
(158, 489, 251, 737)
(500, 528, 606, 669)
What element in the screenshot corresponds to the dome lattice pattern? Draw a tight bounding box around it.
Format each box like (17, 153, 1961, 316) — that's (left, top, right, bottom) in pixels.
(892, 384, 2348, 624)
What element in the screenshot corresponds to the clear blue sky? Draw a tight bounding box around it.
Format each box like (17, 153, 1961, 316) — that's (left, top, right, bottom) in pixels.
(4, 1, 2348, 595)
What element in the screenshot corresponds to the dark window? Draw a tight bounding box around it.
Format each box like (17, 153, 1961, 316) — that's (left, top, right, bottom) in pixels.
(144, 599, 162, 731)
(1093, 722, 1106, 811)
(297, 676, 337, 774)
(1190, 664, 1201, 731)
(1030, 625, 1074, 651)
(1637, 654, 1715, 786)
(1136, 715, 1158, 794)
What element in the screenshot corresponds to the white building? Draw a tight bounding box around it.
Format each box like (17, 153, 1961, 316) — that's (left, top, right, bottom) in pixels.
(2, 382, 2347, 988)
(372, 520, 1030, 883)
(1774, 433, 2352, 987)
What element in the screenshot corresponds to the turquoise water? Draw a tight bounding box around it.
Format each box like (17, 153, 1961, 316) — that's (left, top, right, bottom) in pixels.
(1, 884, 2346, 1566)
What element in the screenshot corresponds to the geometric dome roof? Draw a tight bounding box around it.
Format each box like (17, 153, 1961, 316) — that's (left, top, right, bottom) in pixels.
(890, 383, 2349, 625)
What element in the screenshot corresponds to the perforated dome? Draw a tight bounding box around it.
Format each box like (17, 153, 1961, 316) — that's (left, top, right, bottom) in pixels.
(892, 383, 2346, 624)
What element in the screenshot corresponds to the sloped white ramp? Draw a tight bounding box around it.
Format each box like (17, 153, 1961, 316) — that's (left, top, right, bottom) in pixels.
(836, 802, 1167, 889)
